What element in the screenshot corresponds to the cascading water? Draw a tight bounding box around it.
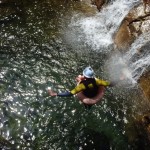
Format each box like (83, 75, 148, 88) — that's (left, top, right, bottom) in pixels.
(106, 31, 150, 86)
(68, 0, 150, 87)
(124, 32, 150, 82)
(68, 0, 141, 51)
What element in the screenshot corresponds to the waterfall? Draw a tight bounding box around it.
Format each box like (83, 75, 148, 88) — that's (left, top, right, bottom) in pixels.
(106, 32, 150, 86)
(124, 32, 150, 82)
(68, 0, 140, 51)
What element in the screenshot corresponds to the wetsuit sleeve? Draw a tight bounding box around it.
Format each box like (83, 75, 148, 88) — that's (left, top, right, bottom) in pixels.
(70, 83, 86, 95)
(57, 83, 86, 97)
(57, 91, 73, 97)
(95, 78, 111, 86)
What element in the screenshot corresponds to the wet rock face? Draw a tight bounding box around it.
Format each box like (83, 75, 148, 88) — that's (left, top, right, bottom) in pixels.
(114, 4, 150, 51)
(114, 20, 135, 51)
(143, 0, 150, 14)
(139, 71, 150, 101)
(91, 0, 105, 11)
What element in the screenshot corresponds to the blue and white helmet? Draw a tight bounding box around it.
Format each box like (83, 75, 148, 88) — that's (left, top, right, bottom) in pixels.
(83, 67, 95, 78)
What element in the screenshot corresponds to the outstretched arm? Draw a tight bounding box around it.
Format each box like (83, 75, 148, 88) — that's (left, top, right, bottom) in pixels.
(48, 83, 85, 97)
(95, 78, 111, 86)
(48, 88, 73, 97)
(95, 74, 125, 87)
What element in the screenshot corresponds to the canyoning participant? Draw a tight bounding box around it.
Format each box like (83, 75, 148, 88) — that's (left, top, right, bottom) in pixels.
(48, 67, 116, 108)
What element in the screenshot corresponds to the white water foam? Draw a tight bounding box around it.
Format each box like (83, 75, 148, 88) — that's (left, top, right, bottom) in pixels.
(69, 0, 140, 51)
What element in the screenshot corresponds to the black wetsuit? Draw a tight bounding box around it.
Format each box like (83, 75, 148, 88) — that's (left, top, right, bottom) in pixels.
(80, 78, 99, 98)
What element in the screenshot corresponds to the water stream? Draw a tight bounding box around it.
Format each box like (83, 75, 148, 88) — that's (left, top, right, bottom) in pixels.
(124, 32, 150, 82)
(0, 0, 149, 149)
(67, 0, 140, 51)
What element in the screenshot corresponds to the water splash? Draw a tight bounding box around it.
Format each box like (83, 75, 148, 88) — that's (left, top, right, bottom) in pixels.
(69, 0, 140, 51)
(105, 54, 136, 86)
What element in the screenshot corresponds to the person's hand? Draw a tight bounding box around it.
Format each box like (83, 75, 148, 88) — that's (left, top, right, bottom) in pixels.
(76, 75, 85, 82)
(47, 87, 57, 96)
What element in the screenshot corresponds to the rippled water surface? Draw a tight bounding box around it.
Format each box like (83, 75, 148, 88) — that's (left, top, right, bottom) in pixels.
(0, 0, 149, 149)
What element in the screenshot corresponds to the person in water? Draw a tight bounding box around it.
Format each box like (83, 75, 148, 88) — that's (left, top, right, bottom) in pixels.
(48, 67, 114, 108)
